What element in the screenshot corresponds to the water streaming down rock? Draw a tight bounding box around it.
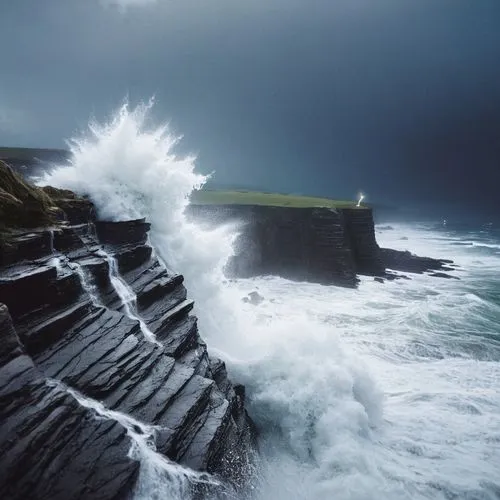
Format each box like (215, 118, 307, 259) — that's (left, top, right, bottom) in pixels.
(100, 248, 159, 344)
(49, 255, 64, 273)
(0, 168, 257, 499)
(40, 101, 500, 500)
(71, 260, 102, 305)
(48, 228, 55, 253)
(40, 101, 383, 497)
(46, 378, 218, 500)
(41, 100, 237, 336)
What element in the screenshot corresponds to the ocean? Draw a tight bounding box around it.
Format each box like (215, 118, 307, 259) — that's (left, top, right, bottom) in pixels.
(42, 101, 500, 500)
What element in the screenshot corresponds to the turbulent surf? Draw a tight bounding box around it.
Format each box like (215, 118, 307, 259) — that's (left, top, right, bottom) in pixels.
(43, 102, 500, 500)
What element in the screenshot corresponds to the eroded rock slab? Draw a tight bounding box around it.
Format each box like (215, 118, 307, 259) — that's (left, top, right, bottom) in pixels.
(0, 208, 256, 499)
(0, 304, 139, 500)
(380, 247, 458, 277)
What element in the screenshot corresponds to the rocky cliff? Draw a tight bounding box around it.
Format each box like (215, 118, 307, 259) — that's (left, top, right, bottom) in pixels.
(187, 203, 456, 285)
(0, 162, 256, 499)
(188, 205, 361, 287)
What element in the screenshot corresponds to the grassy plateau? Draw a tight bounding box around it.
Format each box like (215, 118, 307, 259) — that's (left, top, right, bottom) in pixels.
(0, 147, 364, 210)
(190, 190, 362, 209)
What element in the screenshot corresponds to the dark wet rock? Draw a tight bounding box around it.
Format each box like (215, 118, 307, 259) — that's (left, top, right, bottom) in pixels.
(0, 160, 57, 230)
(383, 271, 410, 281)
(374, 277, 384, 283)
(95, 219, 150, 245)
(52, 224, 88, 251)
(188, 204, 388, 286)
(188, 204, 361, 287)
(158, 375, 215, 455)
(174, 387, 232, 471)
(0, 308, 39, 398)
(428, 271, 459, 280)
(156, 316, 199, 358)
(0, 230, 55, 266)
(0, 304, 140, 500)
(178, 341, 211, 377)
(188, 205, 459, 287)
(0, 304, 24, 364)
(0, 177, 256, 499)
(0, 381, 139, 500)
(343, 208, 385, 276)
(137, 272, 184, 310)
(114, 244, 153, 274)
(242, 291, 265, 305)
(380, 248, 458, 277)
(0, 263, 58, 318)
(208, 358, 235, 400)
(41, 186, 96, 224)
(306, 208, 359, 286)
(17, 298, 93, 356)
(77, 255, 110, 287)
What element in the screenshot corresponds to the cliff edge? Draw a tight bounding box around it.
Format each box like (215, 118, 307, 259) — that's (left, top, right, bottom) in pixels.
(187, 201, 456, 286)
(0, 161, 256, 499)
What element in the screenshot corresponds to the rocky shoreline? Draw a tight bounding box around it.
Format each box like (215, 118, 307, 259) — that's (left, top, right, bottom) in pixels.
(187, 204, 458, 286)
(0, 161, 256, 499)
(0, 159, 458, 499)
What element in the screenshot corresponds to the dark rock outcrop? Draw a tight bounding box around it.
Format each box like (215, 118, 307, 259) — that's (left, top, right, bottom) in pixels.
(42, 185, 96, 224)
(187, 204, 458, 286)
(95, 219, 150, 246)
(0, 160, 59, 230)
(0, 174, 256, 499)
(188, 205, 382, 286)
(0, 304, 140, 500)
(380, 248, 457, 276)
(188, 204, 360, 287)
(343, 208, 385, 275)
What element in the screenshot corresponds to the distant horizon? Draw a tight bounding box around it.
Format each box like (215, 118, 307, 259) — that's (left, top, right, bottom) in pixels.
(2, 1, 500, 215)
(2, 145, 498, 225)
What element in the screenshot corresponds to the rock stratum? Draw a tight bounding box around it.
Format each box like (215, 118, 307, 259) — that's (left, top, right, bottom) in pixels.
(0, 157, 457, 500)
(0, 161, 256, 500)
(187, 204, 457, 286)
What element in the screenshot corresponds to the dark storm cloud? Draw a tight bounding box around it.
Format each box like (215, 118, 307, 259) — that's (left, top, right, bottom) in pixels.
(1, 0, 500, 214)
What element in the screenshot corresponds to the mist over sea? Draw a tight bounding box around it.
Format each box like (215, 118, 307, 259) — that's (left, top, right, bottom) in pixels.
(42, 103, 500, 500)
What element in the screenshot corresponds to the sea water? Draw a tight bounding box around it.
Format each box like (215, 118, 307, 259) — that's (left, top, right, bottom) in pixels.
(43, 101, 500, 500)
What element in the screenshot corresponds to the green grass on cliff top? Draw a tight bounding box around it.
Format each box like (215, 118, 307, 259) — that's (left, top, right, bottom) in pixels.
(191, 190, 363, 209)
(0, 147, 363, 209)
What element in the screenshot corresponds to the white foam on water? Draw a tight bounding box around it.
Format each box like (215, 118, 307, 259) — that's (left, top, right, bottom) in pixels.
(43, 101, 500, 500)
(42, 99, 235, 336)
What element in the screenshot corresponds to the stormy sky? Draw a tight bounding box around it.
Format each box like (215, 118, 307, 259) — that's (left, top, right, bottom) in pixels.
(1, 0, 500, 215)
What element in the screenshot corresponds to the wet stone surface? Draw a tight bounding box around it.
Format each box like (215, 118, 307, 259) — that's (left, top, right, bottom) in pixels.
(0, 213, 256, 499)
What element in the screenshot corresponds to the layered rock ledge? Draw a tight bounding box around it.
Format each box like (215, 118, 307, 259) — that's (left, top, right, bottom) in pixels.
(187, 203, 457, 286)
(0, 164, 256, 499)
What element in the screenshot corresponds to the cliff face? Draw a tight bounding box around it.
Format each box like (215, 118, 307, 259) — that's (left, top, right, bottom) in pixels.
(188, 204, 384, 287)
(342, 208, 385, 276)
(187, 203, 457, 285)
(0, 185, 255, 498)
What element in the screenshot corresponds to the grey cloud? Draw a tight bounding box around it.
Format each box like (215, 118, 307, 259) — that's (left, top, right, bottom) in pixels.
(0, 104, 33, 135)
(100, 0, 161, 10)
(1, 0, 500, 214)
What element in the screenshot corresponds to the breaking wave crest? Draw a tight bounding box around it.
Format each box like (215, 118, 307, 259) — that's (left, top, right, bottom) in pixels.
(43, 101, 500, 500)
